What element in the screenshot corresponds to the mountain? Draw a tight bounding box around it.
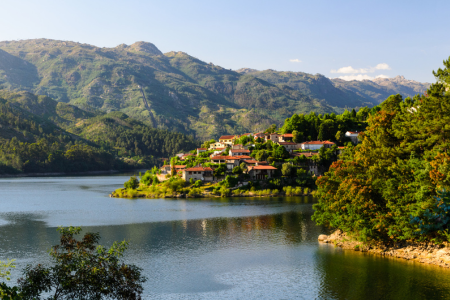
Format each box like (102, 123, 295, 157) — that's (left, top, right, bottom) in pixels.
(236, 69, 430, 109)
(0, 90, 199, 173)
(235, 69, 374, 109)
(332, 76, 430, 104)
(0, 39, 332, 140)
(0, 39, 430, 140)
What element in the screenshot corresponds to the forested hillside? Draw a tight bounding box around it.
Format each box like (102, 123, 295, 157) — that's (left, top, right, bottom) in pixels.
(0, 39, 333, 140)
(312, 58, 450, 244)
(0, 90, 199, 174)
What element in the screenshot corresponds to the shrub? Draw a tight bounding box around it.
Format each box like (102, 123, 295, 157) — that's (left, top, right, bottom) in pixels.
(140, 171, 153, 186)
(220, 186, 231, 197)
(194, 180, 203, 188)
(124, 176, 139, 189)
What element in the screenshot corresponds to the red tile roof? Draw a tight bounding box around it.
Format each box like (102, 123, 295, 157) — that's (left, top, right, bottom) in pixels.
(233, 155, 252, 159)
(346, 131, 360, 135)
(248, 166, 278, 170)
(210, 156, 234, 160)
(282, 133, 294, 138)
(175, 165, 186, 169)
(197, 148, 207, 150)
(219, 135, 236, 140)
(338, 146, 345, 149)
(301, 141, 335, 145)
(185, 167, 213, 172)
(230, 149, 251, 153)
(278, 142, 297, 145)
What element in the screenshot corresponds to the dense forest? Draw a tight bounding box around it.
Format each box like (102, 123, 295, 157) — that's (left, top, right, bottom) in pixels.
(0, 91, 199, 174)
(312, 57, 450, 244)
(278, 106, 380, 143)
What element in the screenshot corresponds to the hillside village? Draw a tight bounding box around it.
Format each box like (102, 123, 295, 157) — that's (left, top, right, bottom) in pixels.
(157, 130, 361, 184)
(113, 108, 372, 198)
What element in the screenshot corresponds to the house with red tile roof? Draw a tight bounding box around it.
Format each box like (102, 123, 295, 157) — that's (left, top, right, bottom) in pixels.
(277, 142, 299, 152)
(300, 141, 335, 150)
(182, 165, 214, 182)
(219, 135, 236, 145)
(247, 165, 278, 180)
(279, 133, 294, 142)
(229, 149, 251, 156)
(197, 148, 207, 155)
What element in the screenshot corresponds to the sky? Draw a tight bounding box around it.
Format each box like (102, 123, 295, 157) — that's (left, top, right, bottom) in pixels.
(1, 0, 449, 82)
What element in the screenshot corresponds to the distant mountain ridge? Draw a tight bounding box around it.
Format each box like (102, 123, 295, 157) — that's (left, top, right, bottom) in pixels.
(0, 38, 430, 140)
(236, 68, 430, 108)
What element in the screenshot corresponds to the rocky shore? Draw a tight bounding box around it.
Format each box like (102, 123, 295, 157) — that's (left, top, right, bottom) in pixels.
(319, 230, 450, 268)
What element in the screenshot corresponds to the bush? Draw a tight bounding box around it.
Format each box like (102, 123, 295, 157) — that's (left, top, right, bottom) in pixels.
(232, 165, 242, 175)
(222, 175, 238, 188)
(220, 186, 231, 197)
(124, 176, 139, 189)
(194, 180, 203, 188)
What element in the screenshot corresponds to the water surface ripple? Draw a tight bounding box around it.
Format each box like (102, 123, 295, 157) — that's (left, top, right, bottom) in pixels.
(0, 175, 449, 299)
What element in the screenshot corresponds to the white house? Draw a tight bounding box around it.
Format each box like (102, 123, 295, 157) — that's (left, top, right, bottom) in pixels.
(197, 148, 207, 155)
(300, 141, 335, 150)
(345, 131, 361, 144)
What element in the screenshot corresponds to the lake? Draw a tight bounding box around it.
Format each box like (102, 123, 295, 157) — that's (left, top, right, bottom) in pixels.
(0, 174, 449, 299)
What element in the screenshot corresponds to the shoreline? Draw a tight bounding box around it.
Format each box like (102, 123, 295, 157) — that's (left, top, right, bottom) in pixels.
(319, 230, 450, 268)
(0, 169, 126, 179)
(110, 188, 313, 199)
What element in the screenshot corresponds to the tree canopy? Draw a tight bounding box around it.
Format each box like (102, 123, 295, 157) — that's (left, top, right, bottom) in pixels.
(312, 57, 450, 244)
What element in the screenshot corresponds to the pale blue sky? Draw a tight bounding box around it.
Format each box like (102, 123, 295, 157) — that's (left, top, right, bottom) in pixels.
(1, 0, 449, 82)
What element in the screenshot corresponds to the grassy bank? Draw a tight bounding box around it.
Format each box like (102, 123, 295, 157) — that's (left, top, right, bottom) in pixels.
(110, 175, 314, 199)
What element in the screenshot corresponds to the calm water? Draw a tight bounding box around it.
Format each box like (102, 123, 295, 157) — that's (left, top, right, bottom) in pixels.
(0, 175, 449, 299)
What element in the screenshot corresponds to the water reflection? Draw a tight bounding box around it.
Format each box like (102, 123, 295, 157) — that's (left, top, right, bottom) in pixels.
(0, 176, 450, 299)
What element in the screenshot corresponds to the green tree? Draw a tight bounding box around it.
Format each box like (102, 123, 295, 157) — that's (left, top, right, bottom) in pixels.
(194, 180, 203, 188)
(281, 163, 293, 177)
(170, 157, 176, 177)
(232, 165, 243, 175)
(124, 176, 139, 189)
(213, 164, 227, 177)
(18, 227, 146, 300)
